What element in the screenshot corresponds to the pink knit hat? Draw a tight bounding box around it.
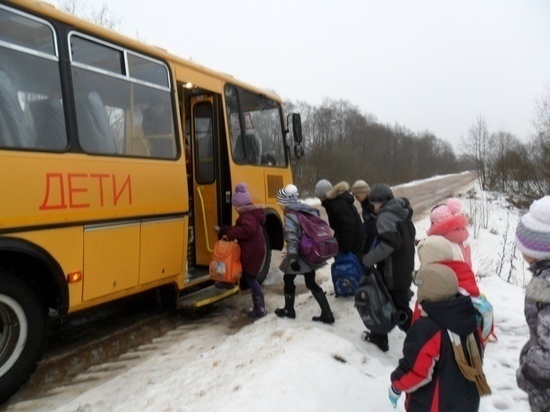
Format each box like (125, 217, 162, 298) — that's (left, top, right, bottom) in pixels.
(231, 183, 252, 207)
(430, 198, 463, 224)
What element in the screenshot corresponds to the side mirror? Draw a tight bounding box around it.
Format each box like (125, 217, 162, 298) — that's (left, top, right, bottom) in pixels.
(292, 113, 302, 144)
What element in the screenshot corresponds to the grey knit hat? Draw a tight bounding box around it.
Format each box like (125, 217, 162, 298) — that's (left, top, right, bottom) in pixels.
(314, 179, 332, 199)
(368, 183, 394, 203)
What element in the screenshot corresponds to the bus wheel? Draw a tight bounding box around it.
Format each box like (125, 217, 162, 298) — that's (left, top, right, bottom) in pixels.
(0, 272, 46, 404)
(256, 228, 272, 285)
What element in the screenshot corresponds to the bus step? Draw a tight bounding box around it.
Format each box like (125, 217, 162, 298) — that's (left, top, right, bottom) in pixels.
(177, 284, 239, 310)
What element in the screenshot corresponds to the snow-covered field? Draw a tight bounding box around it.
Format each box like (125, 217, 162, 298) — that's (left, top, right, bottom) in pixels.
(7, 178, 532, 412)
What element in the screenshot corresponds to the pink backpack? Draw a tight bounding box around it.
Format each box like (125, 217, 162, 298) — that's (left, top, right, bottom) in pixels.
(294, 211, 339, 263)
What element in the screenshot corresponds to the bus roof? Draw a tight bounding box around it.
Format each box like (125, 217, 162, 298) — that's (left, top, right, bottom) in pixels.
(5, 0, 283, 102)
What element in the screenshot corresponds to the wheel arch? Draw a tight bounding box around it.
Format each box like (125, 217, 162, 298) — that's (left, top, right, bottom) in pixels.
(0, 237, 69, 316)
(264, 208, 284, 251)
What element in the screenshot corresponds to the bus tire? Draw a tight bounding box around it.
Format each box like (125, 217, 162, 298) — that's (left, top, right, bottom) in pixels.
(0, 271, 46, 404)
(256, 228, 272, 285)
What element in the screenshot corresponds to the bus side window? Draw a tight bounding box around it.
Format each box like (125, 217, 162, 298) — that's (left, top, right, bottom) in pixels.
(0, 70, 35, 148)
(30, 98, 67, 150)
(75, 91, 117, 154)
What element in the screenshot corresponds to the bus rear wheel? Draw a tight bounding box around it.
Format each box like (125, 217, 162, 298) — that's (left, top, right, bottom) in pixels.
(0, 272, 46, 404)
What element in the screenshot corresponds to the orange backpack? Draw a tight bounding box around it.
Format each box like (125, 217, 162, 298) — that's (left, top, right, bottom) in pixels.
(209, 237, 242, 284)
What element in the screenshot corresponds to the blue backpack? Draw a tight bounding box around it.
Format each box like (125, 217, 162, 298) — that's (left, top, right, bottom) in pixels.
(331, 252, 364, 296)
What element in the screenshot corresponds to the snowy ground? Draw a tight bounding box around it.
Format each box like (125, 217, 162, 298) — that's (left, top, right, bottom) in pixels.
(8, 178, 532, 412)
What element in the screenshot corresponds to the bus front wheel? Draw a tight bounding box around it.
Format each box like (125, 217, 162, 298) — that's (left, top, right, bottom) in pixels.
(0, 271, 46, 404)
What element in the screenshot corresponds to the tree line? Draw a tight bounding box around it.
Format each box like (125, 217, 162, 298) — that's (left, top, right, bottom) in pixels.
(462, 87, 550, 208)
(285, 99, 473, 197)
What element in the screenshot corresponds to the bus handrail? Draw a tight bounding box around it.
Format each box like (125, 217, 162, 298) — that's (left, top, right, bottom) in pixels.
(196, 185, 214, 253)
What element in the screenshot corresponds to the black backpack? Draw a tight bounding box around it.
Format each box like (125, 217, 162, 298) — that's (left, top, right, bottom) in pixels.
(354, 267, 399, 334)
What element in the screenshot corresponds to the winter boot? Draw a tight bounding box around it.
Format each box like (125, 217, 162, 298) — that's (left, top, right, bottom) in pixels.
(311, 290, 335, 324)
(248, 294, 267, 319)
(362, 331, 389, 352)
(275, 293, 296, 319)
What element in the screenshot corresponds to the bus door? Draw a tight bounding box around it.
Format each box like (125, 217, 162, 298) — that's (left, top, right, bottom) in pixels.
(190, 95, 219, 269)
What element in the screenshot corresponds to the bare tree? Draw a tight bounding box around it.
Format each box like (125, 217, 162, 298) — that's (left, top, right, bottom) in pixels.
(462, 116, 490, 190)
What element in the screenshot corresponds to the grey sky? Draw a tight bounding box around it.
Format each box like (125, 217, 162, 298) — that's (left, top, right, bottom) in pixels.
(76, 0, 550, 150)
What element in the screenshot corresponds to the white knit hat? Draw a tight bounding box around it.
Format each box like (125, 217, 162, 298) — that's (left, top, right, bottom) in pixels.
(417, 235, 455, 265)
(515, 195, 550, 260)
(277, 184, 299, 206)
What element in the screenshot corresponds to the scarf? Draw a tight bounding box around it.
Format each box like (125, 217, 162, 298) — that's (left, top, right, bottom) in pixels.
(447, 331, 492, 396)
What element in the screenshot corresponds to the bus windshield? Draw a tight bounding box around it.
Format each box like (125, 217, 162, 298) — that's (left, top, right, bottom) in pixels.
(225, 85, 286, 167)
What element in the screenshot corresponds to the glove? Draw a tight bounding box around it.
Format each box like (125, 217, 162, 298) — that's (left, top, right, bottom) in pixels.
(388, 385, 401, 409)
(289, 256, 301, 271)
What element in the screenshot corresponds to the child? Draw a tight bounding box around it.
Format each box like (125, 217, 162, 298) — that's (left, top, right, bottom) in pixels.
(217, 183, 267, 319)
(274, 184, 335, 324)
(514, 195, 550, 412)
(315, 179, 365, 262)
(351, 179, 378, 253)
(427, 198, 472, 267)
(361, 183, 416, 352)
(389, 263, 489, 411)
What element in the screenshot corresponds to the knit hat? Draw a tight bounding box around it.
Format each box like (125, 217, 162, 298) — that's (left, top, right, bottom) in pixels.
(417, 235, 455, 265)
(368, 183, 393, 203)
(277, 184, 299, 206)
(231, 182, 252, 207)
(415, 263, 459, 303)
(314, 179, 332, 199)
(430, 198, 463, 224)
(351, 180, 371, 197)
(515, 195, 550, 260)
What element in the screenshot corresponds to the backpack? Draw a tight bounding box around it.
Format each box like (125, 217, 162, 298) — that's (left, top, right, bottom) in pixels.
(354, 267, 399, 334)
(209, 238, 242, 284)
(294, 211, 339, 263)
(471, 294, 495, 345)
(331, 252, 363, 296)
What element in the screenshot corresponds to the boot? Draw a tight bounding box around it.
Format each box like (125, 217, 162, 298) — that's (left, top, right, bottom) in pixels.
(248, 294, 267, 319)
(362, 331, 389, 352)
(311, 290, 335, 324)
(275, 293, 296, 319)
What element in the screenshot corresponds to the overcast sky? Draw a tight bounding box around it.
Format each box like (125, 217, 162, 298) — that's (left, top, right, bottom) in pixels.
(74, 0, 550, 149)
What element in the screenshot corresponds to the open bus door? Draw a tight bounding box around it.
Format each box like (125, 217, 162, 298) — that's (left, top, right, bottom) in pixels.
(190, 95, 218, 270)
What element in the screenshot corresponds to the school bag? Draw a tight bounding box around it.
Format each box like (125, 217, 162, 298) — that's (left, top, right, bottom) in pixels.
(354, 266, 399, 335)
(293, 211, 339, 263)
(471, 294, 496, 345)
(209, 237, 242, 284)
(331, 252, 363, 297)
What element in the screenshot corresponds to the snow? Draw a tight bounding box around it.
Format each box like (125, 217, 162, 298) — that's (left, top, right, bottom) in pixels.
(11, 178, 532, 411)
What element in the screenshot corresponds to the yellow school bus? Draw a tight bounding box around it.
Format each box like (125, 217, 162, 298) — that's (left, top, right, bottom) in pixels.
(0, 0, 303, 402)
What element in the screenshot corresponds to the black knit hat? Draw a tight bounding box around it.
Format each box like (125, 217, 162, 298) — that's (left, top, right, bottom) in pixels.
(369, 183, 394, 203)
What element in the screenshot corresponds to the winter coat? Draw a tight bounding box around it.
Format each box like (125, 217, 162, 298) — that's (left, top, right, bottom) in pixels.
(279, 202, 326, 274)
(428, 214, 472, 267)
(517, 259, 550, 412)
(221, 205, 266, 276)
(391, 295, 481, 412)
(363, 197, 416, 290)
(321, 181, 365, 258)
(359, 198, 378, 253)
